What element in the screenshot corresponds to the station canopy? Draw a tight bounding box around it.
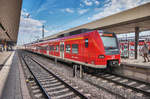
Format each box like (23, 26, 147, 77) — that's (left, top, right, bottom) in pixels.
(43, 2, 150, 41)
(0, 0, 22, 44)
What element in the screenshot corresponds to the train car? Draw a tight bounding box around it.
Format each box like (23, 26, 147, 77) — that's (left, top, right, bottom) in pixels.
(119, 39, 150, 57)
(26, 30, 120, 70)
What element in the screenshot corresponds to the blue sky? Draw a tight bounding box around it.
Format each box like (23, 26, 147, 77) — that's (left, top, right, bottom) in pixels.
(17, 0, 150, 45)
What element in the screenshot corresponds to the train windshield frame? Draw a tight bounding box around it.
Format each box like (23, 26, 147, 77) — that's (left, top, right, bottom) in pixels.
(101, 36, 118, 50)
(99, 31, 119, 55)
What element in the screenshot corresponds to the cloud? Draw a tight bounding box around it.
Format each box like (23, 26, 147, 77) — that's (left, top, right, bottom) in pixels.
(82, 0, 100, 6)
(80, 3, 84, 7)
(88, 17, 90, 20)
(95, 0, 100, 5)
(89, 0, 150, 21)
(78, 9, 89, 14)
(48, 29, 62, 35)
(21, 10, 29, 17)
(19, 17, 45, 34)
(36, 0, 57, 14)
(83, 0, 93, 6)
(18, 10, 49, 44)
(62, 8, 74, 13)
(91, 0, 100, 5)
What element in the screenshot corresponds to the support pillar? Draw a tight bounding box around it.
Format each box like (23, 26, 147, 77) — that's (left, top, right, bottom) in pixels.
(55, 58, 57, 66)
(73, 65, 77, 77)
(135, 27, 139, 59)
(80, 65, 83, 78)
(128, 40, 130, 58)
(75, 65, 77, 77)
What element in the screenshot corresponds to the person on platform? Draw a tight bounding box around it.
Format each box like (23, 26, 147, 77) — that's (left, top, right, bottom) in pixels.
(141, 41, 150, 62)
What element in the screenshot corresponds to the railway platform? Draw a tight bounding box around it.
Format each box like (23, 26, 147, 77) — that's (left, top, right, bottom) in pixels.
(0, 51, 31, 99)
(120, 56, 150, 82)
(121, 55, 150, 67)
(0, 51, 12, 70)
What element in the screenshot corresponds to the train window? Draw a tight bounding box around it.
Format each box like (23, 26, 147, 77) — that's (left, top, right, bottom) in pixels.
(49, 46, 53, 51)
(72, 44, 78, 54)
(56, 45, 59, 52)
(85, 39, 88, 48)
(53, 46, 56, 51)
(42, 47, 44, 50)
(44, 46, 48, 50)
(66, 44, 71, 53)
(43, 46, 45, 50)
(46, 46, 48, 50)
(101, 36, 118, 48)
(43, 46, 46, 50)
(39, 47, 41, 50)
(49, 46, 51, 51)
(41, 47, 43, 50)
(36, 47, 39, 50)
(52, 46, 54, 51)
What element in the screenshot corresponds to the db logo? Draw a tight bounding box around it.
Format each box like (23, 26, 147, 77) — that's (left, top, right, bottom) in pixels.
(112, 55, 115, 59)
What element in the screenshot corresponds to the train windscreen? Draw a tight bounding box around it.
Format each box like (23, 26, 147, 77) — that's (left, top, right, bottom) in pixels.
(101, 37, 117, 49)
(100, 32, 119, 55)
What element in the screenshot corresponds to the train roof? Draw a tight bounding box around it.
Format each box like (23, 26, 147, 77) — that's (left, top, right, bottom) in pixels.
(25, 29, 93, 45)
(25, 29, 115, 46)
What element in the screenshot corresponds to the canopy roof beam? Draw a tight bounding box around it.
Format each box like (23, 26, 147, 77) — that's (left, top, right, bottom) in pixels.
(0, 22, 12, 41)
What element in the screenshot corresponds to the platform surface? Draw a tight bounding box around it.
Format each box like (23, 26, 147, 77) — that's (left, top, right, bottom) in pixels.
(0, 51, 31, 99)
(0, 51, 12, 65)
(121, 55, 150, 68)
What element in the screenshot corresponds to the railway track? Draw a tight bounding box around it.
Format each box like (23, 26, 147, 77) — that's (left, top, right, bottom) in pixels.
(21, 51, 150, 98)
(20, 53, 88, 99)
(98, 72, 150, 97)
(83, 70, 150, 98)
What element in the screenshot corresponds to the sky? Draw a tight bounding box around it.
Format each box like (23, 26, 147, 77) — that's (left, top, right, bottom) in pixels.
(17, 0, 150, 45)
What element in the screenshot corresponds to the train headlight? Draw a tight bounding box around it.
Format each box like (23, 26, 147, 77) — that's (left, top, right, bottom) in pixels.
(98, 55, 105, 59)
(91, 61, 95, 64)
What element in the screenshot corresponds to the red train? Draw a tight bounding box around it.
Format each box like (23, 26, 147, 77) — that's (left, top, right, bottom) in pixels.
(25, 29, 121, 70)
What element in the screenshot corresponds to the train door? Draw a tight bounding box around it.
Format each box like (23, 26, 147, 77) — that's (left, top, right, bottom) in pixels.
(84, 38, 89, 63)
(47, 45, 49, 55)
(80, 40, 87, 62)
(60, 42, 64, 59)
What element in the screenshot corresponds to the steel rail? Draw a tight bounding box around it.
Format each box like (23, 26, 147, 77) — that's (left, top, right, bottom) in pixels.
(23, 51, 131, 98)
(84, 79, 125, 99)
(109, 72, 150, 86)
(97, 73, 150, 97)
(21, 55, 51, 99)
(23, 51, 150, 97)
(29, 56, 88, 99)
(24, 52, 124, 98)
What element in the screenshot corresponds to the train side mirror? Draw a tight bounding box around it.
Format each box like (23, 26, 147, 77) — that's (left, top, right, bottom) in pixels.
(85, 39, 88, 48)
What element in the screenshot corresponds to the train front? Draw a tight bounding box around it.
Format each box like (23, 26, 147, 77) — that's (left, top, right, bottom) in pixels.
(99, 31, 120, 69)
